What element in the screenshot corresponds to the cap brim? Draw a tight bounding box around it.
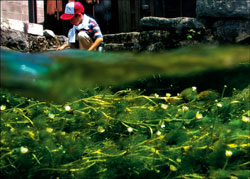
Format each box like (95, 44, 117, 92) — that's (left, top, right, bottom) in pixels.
(60, 13, 75, 20)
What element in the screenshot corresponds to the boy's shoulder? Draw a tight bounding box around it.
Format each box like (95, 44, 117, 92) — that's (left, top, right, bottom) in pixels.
(85, 14, 97, 24)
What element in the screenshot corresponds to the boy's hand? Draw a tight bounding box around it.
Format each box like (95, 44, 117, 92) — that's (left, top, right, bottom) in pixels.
(57, 44, 69, 50)
(57, 46, 64, 50)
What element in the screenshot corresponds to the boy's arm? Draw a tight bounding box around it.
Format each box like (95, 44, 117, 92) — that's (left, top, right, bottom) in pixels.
(57, 43, 69, 50)
(88, 37, 103, 51)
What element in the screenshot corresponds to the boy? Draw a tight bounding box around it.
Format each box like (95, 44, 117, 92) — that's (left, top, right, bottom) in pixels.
(57, 2, 103, 51)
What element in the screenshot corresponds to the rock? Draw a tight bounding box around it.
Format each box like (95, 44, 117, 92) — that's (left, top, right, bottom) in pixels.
(196, 0, 250, 19)
(57, 35, 68, 45)
(0, 29, 29, 52)
(235, 33, 250, 44)
(103, 43, 125, 51)
(139, 30, 170, 51)
(146, 42, 165, 52)
(103, 32, 140, 51)
(139, 17, 205, 31)
(104, 42, 139, 52)
(0, 46, 16, 51)
(213, 20, 250, 43)
(44, 29, 56, 38)
(103, 32, 140, 44)
(1, 25, 68, 52)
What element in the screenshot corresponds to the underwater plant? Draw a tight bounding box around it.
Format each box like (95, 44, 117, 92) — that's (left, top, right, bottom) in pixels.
(0, 84, 249, 179)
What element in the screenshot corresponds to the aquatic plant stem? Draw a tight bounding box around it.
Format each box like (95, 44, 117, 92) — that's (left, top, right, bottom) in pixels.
(16, 108, 34, 126)
(209, 105, 219, 146)
(222, 157, 229, 170)
(166, 171, 172, 179)
(221, 85, 227, 98)
(209, 117, 216, 146)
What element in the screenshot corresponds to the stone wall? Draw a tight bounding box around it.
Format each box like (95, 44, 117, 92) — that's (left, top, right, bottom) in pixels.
(103, 0, 250, 52)
(196, 0, 250, 43)
(1, 27, 67, 52)
(1, 0, 249, 53)
(0, 17, 68, 52)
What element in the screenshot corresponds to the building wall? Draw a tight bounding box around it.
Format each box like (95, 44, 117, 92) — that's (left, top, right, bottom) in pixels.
(0, 0, 44, 24)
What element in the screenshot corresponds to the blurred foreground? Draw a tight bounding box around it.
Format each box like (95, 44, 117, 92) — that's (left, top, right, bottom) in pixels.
(1, 45, 249, 103)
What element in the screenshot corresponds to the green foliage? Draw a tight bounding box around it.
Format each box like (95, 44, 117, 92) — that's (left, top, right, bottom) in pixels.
(0, 85, 249, 178)
(186, 29, 202, 40)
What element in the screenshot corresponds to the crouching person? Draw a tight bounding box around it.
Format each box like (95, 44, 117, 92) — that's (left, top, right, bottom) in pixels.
(57, 1, 103, 51)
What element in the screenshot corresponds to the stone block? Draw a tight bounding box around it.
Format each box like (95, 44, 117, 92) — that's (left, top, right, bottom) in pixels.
(1, 18, 43, 36)
(1, 17, 24, 32)
(28, 23, 44, 36)
(139, 17, 205, 31)
(104, 32, 140, 44)
(196, 0, 250, 19)
(213, 20, 250, 43)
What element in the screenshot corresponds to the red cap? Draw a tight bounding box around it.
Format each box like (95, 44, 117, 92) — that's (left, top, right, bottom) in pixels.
(60, 2, 84, 20)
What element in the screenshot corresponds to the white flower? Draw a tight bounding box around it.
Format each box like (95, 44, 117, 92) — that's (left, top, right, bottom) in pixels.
(0, 105, 6, 111)
(127, 127, 133, 133)
(231, 101, 240, 104)
(20, 146, 29, 154)
(97, 126, 105, 133)
(196, 112, 203, 119)
(192, 86, 197, 91)
(170, 164, 177, 171)
(225, 150, 233, 157)
(154, 93, 159, 98)
(176, 158, 181, 163)
(161, 104, 168, 110)
(156, 131, 161, 136)
(48, 113, 55, 119)
(64, 105, 71, 111)
(46, 128, 53, 133)
(217, 103, 223, 108)
(166, 93, 171, 97)
(161, 123, 165, 128)
(10, 128, 15, 132)
(155, 169, 160, 173)
(182, 106, 189, 112)
(242, 116, 250, 123)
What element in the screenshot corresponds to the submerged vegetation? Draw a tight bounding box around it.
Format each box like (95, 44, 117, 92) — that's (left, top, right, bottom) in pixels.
(0, 84, 249, 179)
(1, 44, 249, 178)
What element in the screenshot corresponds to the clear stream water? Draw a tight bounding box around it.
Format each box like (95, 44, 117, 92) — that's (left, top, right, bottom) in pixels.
(1, 45, 249, 103)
